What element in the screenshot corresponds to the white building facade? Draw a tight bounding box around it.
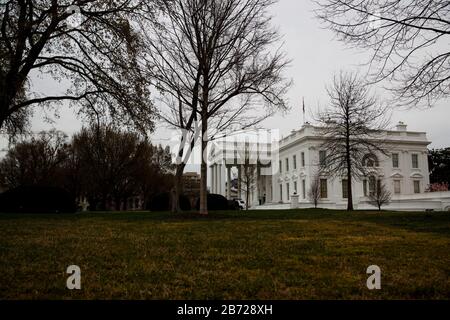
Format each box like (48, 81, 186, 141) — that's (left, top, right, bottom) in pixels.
(209, 123, 450, 211)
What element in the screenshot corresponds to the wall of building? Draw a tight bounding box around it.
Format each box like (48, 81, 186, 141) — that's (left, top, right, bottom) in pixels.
(271, 123, 432, 209)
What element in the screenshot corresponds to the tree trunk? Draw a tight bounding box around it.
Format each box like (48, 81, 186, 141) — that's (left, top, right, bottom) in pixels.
(115, 195, 121, 211)
(347, 171, 353, 211)
(171, 163, 186, 213)
(346, 117, 354, 211)
(199, 110, 208, 215)
(246, 184, 249, 210)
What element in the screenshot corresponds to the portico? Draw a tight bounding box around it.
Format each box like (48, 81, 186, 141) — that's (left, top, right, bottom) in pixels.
(209, 136, 274, 206)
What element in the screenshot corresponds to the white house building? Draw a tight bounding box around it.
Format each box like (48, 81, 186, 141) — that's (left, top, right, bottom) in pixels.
(208, 122, 450, 211)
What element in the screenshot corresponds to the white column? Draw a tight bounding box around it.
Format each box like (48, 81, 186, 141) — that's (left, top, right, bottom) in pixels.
(253, 165, 259, 206)
(211, 165, 215, 193)
(217, 164, 222, 194)
(226, 165, 231, 199)
(219, 164, 223, 196)
(237, 165, 242, 199)
(214, 164, 219, 193)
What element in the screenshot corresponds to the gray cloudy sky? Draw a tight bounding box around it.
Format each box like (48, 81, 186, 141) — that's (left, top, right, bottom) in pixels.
(3, 0, 449, 154)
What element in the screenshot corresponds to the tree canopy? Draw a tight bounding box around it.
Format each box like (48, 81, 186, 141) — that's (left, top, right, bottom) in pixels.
(0, 0, 158, 136)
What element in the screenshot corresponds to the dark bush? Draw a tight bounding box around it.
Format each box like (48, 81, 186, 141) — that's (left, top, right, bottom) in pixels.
(148, 192, 191, 211)
(195, 193, 229, 211)
(0, 185, 77, 213)
(227, 199, 239, 210)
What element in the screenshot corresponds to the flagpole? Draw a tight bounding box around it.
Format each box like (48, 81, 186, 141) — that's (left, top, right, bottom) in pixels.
(302, 97, 306, 125)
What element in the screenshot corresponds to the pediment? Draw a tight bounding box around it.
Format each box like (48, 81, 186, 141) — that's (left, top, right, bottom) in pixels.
(390, 172, 404, 179)
(410, 172, 424, 178)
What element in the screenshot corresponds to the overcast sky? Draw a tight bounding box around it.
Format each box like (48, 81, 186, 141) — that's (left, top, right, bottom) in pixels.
(3, 0, 449, 155)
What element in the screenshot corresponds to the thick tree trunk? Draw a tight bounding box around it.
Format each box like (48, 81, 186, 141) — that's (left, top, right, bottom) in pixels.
(171, 163, 186, 213)
(347, 171, 353, 211)
(199, 111, 208, 215)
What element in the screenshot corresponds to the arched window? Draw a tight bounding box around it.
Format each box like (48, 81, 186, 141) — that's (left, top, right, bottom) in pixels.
(363, 154, 379, 167)
(368, 176, 381, 196)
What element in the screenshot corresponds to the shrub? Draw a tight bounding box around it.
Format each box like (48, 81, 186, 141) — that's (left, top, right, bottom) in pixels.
(426, 182, 449, 192)
(0, 185, 77, 213)
(227, 200, 239, 210)
(195, 193, 229, 211)
(148, 192, 191, 211)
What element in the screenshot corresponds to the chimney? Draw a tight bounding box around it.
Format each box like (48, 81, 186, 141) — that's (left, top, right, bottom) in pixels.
(396, 121, 407, 131)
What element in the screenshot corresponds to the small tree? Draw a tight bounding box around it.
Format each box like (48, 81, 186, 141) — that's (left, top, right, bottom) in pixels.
(368, 181, 392, 211)
(308, 172, 321, 209)
(236, 141, 257, 210)
(240, 164, 257, 211)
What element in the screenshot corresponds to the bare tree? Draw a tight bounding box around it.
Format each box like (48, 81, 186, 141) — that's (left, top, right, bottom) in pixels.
(368, 180, 391, 211)
(143, 0, 291, 215)
(308, 171, 321, 209)
(0, 130, 68, 188)
(316, 72, 389, 211)
(240, 165, 256, 210)
(0, 1, 158, 136)
(237, 142, 257, 210)
(71, 125, 174, 210)
(141, 1, 202, 213)
(315, 0, 450, 108)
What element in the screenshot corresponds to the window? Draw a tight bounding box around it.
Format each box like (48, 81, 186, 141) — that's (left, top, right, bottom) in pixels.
(342, 179, 348, 198)
(286, 158, 289, 171)
(412, 154, 419, 169)
(279, 160, 282, 173)
(301, 152, 305, 167)
(279, 184, 283, 201)
(414, 180, 420, 193)
(392, 153, 399, 168)
(293, 155, 297, 169)
(319, 150, 326, 166)
(320, 179, 328, 198)
(363, 154, 379, 167)
(368, 176, 377, 196)
(363, 180, 367, 196)
(294, 181, 297, 194)
(302, 179, 306, 199)
(394, 180, 401, 194)
(286, 183, 290, 200)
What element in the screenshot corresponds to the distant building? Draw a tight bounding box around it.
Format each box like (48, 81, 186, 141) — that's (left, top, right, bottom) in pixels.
(182, 172, 201, 206)
(209, 122, 450, 211)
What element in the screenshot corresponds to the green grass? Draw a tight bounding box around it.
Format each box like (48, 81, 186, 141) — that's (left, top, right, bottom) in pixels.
(0, 209, 449, 299)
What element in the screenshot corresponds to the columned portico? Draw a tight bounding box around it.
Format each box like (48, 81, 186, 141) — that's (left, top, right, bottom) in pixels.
(209, 138, 273, 207)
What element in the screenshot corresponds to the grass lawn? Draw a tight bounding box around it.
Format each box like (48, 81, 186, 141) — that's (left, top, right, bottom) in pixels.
(0, 209, 449, 299)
